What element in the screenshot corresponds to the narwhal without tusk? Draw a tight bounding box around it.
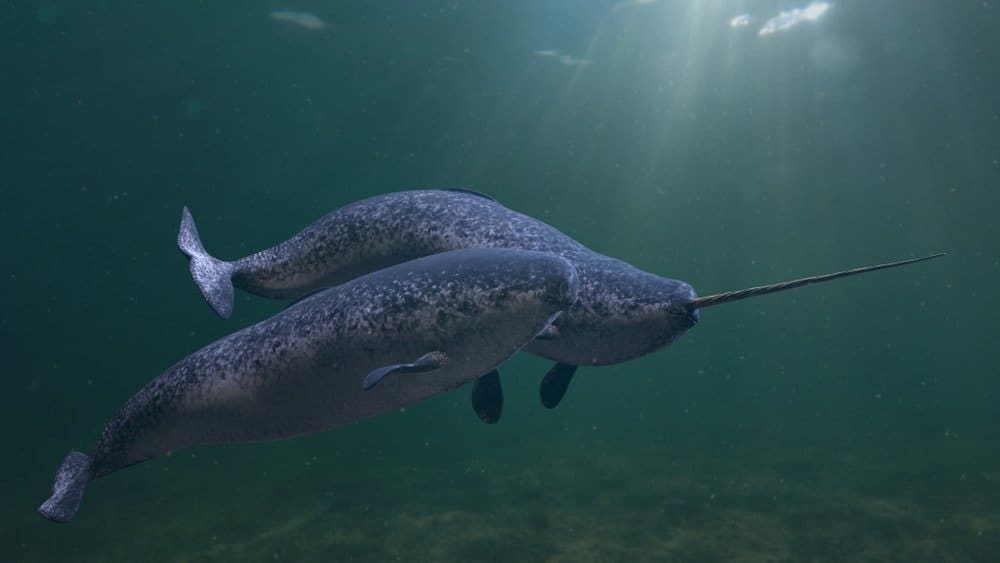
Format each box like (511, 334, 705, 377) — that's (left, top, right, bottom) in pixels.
(38, 248, 580, 523)
(179, 189, 946, 410)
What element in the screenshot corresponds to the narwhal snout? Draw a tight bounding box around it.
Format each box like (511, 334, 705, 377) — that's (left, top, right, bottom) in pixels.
(675, 283, 700, 329)
(669, 305, 699, 330)
(686, 307, 700, 326)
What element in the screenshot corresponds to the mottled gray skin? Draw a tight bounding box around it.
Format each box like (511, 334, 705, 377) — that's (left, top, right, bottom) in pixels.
(188, 189, 698, 366)
(41, 248, 578, 521)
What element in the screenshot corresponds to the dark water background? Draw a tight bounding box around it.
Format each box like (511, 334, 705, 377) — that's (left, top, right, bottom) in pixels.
(2, 1, 998, 561)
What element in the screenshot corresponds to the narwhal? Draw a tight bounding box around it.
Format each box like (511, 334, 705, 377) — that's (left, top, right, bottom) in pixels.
(38, 247, 580, 523)
(179, 189, 944, 409)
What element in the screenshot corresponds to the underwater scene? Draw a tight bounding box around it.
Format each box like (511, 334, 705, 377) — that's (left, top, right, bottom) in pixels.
(2, 1, 998, 561)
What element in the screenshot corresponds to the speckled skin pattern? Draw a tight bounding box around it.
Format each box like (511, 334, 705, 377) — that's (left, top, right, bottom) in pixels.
(220, 189, 698, 366)
(88, 248, 578, 479)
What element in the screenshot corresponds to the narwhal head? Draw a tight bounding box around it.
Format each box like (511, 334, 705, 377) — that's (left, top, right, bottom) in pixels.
(677, 253, 946, 323)
(538, 253, 943, 409)
(622, 279, 702, 355)
(535, 253, 943, 369)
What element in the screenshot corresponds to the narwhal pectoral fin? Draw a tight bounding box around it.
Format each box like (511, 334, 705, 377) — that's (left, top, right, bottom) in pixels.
(38, 450, 93, 524)
(471, 370, 503, 424)
(540, 363, 578, 409)
(362, 351, 448, 391)
(534, 324, 560, 341)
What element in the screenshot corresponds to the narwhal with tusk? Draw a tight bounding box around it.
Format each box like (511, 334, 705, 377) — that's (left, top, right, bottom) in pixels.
(179, 189, 945, 410)
(38, 248, 580, 523)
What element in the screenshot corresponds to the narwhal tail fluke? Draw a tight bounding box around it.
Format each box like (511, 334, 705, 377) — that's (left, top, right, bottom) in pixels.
(38, 450, 93, 523)
(688, 253, 946, 311)
(178, 207, 235, 319)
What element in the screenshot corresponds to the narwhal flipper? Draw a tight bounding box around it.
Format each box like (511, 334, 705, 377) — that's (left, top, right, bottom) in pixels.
(362, 351, 448, 391)
(38, 450, 93, 523)
(534, 324, 560, 341)
(540, 363, 578, 409)
(471, 370, 503, 424)
(178, 207, 236, 319)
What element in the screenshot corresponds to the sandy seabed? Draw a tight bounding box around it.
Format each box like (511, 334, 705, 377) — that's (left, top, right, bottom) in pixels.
(10, 422, 997, 563)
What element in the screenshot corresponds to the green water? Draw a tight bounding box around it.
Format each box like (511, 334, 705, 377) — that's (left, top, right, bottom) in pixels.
(3, 1, 998, 561)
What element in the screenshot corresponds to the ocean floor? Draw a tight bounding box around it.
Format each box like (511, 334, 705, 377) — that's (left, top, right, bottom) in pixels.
(8, 416, 998, 562)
